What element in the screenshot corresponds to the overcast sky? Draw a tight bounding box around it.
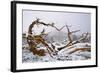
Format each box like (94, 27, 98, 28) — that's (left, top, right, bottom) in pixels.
(22, 10, 91, 35)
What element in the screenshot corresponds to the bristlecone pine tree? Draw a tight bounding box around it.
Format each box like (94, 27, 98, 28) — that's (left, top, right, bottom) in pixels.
(26, 19, 91, 58)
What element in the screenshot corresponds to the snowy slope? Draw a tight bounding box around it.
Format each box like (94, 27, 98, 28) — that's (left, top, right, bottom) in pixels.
(22, 42, 91, 63)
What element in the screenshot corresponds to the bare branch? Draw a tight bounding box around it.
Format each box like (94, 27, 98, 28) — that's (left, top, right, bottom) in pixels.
(71, 30, 80, 34)
(68, 48, 91, 54)
(28, 19, 40, 34)
(58, 25, 80, 51)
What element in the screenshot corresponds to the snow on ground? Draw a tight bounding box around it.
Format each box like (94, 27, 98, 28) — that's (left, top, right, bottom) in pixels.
(22, 42, 91, 63)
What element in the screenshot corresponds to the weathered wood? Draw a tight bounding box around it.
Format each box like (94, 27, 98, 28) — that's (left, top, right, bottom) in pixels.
(68, 48, 91, 54)
(27, 19, 57, 57)
(58, 25, 80, 51)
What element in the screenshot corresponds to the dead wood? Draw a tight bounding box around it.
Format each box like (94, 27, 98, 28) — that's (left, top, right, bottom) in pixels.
(68, 48, 91, 54)
(27, 19, 91, 58)
(58, 25, 80, 51)
(27, 19, 58, 57)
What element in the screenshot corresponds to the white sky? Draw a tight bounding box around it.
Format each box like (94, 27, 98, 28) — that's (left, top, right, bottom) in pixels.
(22, 10, 91, 35)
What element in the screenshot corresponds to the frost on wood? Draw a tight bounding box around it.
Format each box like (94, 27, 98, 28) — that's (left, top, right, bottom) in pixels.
(22, 19, 91, 63)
